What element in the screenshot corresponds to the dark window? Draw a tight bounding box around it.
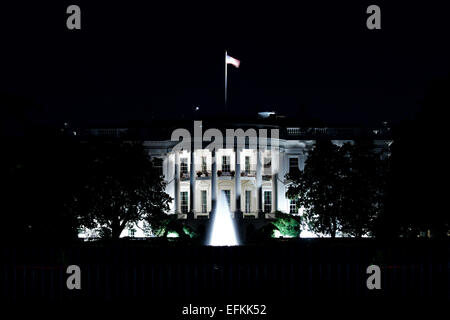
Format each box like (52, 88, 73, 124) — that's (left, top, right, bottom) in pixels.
(264, 191, 272, 213)
(245, 190, 251, 213)
(153, 157, 163, 176)
(180, 158, 188, 175)
(245, 156, 251, 173)
(181, 192, 188, 213)
(222, 156, 230, 173)
(289, 157, 299, 172)
(201, 156, 207, 172)
(289, 199, 298, 214)
(201, 190, 207, 213)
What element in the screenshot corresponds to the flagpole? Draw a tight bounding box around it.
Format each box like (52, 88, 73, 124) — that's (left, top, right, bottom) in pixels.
(225, 50, 228, 112)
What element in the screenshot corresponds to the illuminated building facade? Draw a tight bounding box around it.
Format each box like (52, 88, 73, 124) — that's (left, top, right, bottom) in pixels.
(78, 119, 391, 239)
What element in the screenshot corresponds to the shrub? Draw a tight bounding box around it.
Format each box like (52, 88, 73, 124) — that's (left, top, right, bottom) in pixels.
(271, 211, 301, 237)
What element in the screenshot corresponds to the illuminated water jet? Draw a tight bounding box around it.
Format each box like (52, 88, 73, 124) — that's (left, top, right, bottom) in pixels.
(208, 191, 239, 246)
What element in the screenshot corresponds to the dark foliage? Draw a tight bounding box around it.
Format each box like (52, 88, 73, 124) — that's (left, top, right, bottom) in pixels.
(2, 130, 172, 241)
(286, 140, 388, 238)
(72, 140, 172, 239)
(286, 140, 347, 237)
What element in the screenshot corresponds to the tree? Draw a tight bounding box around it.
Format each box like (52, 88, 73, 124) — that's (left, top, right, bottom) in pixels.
(286, 140, 348, 238)
(146, 214, 198, 239)
(339, 140, 388, 237)
(287, 139, 390, 238)
(74, 140, 172, 239)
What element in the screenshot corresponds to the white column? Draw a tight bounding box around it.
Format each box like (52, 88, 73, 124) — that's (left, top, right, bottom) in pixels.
(174, 151, 180, 214)
(256, 149, 262, 214)
(211, 149, 218, 214)
(299, 151, 306, 171)
(271, 150, 278, 213)
(235, 147, 241, 212)
(189, 149, 195, 213)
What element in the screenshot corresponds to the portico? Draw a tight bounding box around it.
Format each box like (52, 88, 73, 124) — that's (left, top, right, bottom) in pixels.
(171, 146, 281, 219)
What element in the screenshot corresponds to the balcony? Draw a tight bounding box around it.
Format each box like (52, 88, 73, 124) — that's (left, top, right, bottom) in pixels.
(195, 170, 211, 180)
(240, 170, 256, 177)
(180, 172, 190, 181)
(217, 170, 234, 180)
(181, 169, 259, 180)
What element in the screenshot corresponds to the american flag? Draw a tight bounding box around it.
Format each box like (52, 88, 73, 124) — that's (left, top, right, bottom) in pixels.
(226, 54, 240, 68)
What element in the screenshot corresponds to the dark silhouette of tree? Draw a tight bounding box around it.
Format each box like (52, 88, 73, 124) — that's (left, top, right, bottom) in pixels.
(148, 214, 196, 239)
(378, 76, 449, 238)
(286, 139, 389, 238)
(339, 140, 388, 237)
(286, 140, 347, 238)
(74, 140, 172, 239)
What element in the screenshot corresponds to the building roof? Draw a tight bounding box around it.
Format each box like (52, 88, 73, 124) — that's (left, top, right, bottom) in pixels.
(74, 114, 391, 141)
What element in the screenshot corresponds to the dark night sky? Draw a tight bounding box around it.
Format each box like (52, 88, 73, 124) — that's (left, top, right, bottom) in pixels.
(1, 1, 449, 127)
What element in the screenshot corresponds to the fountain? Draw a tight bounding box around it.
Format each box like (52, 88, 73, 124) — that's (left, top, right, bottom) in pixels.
(208, 191, 240, 246)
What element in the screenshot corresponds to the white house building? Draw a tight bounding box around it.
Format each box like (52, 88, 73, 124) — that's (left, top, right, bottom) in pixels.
(77, 117, 391, 239)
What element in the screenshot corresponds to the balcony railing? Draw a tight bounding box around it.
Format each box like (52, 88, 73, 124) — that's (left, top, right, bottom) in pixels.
(181, 170, 258, 179)
(195, 170, 211, 179)
(217, 171, 234, 177)
(240, 170, 256, 177)
(180, 172, 190, 180)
